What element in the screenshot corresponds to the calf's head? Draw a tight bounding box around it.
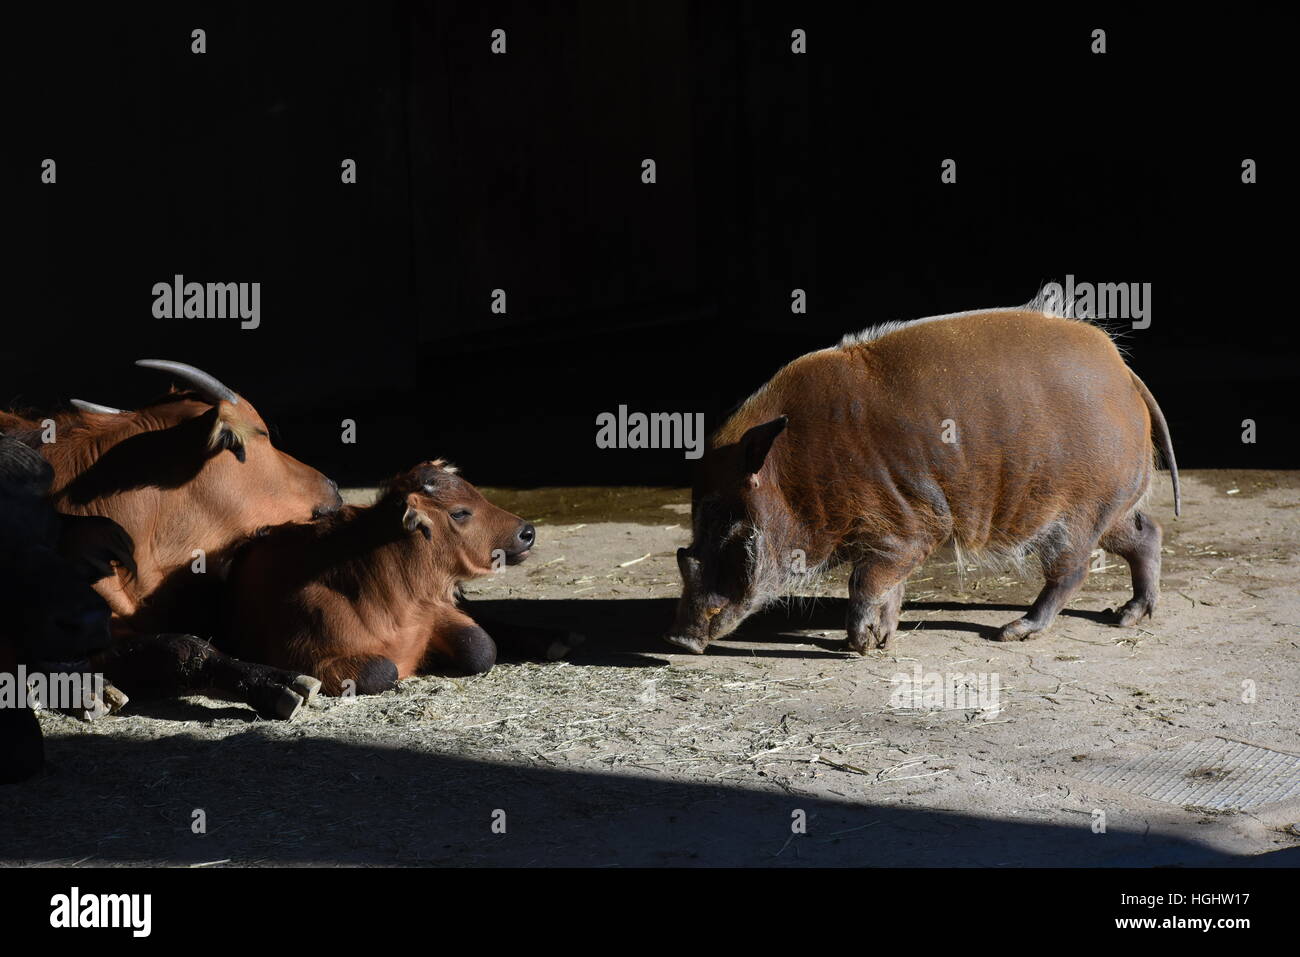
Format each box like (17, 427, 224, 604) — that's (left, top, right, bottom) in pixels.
(666, 416, 791, 653)
(391, 461, 535, 579)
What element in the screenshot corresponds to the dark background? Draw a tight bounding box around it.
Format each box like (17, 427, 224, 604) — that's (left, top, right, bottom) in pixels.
(6, 3, 1289, 486)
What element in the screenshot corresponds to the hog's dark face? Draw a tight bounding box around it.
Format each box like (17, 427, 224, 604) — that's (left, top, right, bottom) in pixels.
(664, 416, 788, 654)
(666, 501, 765, 652)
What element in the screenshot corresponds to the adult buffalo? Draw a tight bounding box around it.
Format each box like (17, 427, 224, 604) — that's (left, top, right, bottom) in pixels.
(1, 361, 343, 719)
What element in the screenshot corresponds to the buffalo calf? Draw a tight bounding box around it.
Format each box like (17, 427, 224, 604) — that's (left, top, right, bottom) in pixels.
(223, 461, 539, 695)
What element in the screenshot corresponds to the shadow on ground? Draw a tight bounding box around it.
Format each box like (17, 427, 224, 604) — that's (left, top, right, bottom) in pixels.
(0, 730, 1271, 867)
(475, 596, 1118, 665)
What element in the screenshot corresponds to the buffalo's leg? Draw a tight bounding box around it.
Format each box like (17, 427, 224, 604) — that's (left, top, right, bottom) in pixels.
(423, 610, 498, 676)
(994, 544, 1096, 642)
(88, 634, 321, 720)
(0, 704, 44, 785)
(1099, 509, 1163, 627)
(314, 655, 399, 697)
(1, 645, 44, 783)
(846, 544, 930, 653)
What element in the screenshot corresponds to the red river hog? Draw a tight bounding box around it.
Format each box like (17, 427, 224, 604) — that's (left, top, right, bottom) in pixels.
(666, 290, 1180, 654)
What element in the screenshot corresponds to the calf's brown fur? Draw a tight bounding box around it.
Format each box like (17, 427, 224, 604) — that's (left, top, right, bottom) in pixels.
(223, 461, 537, 695)
(666, 301, 1180, 654)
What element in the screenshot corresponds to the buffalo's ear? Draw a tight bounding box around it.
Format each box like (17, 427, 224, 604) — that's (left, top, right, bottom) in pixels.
(58, 514, 137, 581)
(205, 403, 250, 463)
(676, 547, 702, 584)
(740, 416, 788, 485)
(402, 495, 434, 541)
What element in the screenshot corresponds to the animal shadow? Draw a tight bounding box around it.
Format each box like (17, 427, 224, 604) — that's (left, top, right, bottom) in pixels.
(472, 596, 1122, 663)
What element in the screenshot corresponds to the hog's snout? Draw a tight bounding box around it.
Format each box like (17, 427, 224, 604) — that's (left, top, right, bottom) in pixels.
(663, 631, 708, 654)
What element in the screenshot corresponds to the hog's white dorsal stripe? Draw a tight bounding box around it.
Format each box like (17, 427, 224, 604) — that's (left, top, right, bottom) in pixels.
(732, 284, 1090, 422)
(837, 285, 1077, 349)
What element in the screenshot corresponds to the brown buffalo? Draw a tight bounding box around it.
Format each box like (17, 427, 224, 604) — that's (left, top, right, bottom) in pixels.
(222, 461, 543, 695)
(666, 293, 1180, 654)
(0, 360, 343, 718)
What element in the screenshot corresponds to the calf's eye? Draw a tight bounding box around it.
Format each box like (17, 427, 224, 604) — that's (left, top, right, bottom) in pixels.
(450, 508, 472, 522)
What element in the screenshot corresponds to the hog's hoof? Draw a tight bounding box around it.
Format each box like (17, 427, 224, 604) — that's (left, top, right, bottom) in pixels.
(663, 634, 707, 654)
(546, 632, 586, 661)
(993, 618, 1041, 642)
(1114, 598, 1155, 628)
(846, 633, 891, 655)
(842, 629, 894, 657)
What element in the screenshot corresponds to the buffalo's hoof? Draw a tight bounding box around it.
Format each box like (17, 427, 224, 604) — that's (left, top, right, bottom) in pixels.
(102, 683, 130, 715)
(292, 675, 323, 706)
(81, 683, 130, 720)
(255, 675, 320, 721)
(272, 686, 306, 721)
(663, 634, 707, 654)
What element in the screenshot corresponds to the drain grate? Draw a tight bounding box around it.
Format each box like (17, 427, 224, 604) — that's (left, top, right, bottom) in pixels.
(1073, 738, 1300, 811)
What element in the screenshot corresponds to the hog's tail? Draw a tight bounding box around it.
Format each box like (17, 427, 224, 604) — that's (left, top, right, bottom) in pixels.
(1129, 370, 1182, 517)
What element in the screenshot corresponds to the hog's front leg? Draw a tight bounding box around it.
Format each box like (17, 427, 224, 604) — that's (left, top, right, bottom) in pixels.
(846, 544, 930, 653)
(847, 573, 906, 653)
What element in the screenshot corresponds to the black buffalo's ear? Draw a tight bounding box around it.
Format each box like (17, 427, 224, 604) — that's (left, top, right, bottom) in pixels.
(676, 547, 702, 583)
(58, 514, 137, 580)
(402, 496, 434, 541)
(740, 416, 788, 482)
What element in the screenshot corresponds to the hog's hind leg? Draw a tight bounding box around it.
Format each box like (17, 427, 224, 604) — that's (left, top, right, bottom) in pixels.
(994, 541, 1096, 642)
(1099, 509, 1162, 627)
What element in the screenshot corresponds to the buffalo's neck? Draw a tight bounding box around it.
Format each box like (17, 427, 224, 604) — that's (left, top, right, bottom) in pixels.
(341, 508, 458, 622)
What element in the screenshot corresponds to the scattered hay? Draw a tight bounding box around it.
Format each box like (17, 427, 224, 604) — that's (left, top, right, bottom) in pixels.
(35, 659, 908, 793)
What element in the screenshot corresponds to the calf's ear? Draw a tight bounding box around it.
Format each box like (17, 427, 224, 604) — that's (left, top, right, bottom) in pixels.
(740, 416, 788, 486)
(402, 496, 434, 541)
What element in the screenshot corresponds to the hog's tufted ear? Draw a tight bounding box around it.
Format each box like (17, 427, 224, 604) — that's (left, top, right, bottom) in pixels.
(740, 416, 788, 483)
(402, 495, 434, 541)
